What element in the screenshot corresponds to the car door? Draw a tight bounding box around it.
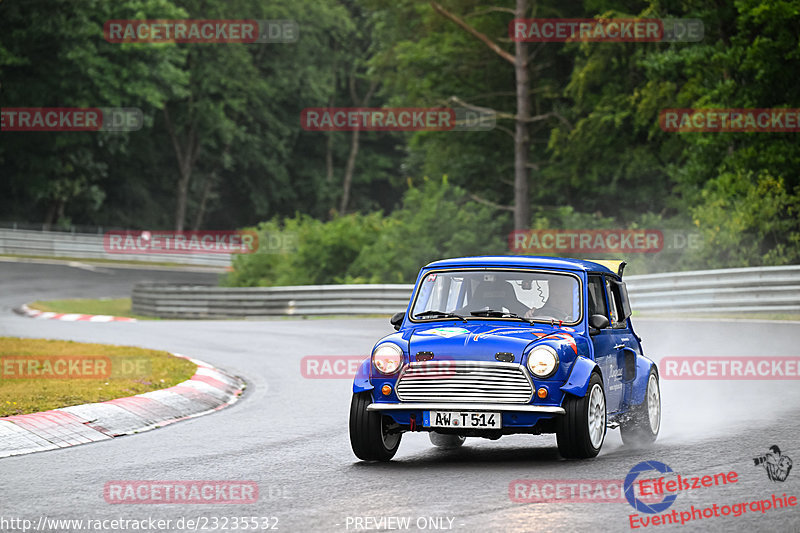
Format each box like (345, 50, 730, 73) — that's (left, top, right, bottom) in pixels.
(587, 274, 625, 414)
(604, 276, 640, 411)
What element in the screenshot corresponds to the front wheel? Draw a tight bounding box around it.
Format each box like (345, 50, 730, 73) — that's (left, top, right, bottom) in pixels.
(620, 369, 661, 447)
(556, 372, 606, 459)
(349, 392, 401, 461)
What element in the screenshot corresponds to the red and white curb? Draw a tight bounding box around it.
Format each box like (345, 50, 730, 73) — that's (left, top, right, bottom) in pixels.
(16, 303, 137, 322)
(0, 354, 245, 458)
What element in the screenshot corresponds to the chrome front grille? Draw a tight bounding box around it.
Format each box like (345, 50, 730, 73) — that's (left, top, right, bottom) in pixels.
(395, 361, 533, 403)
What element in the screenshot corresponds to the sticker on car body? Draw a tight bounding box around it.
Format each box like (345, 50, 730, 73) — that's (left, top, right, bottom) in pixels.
(416, 327, 470, 338)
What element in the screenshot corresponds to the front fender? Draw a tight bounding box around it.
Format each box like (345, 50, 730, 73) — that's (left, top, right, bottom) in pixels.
(560, 356, 601, 398)
(352, 358, 373, 393)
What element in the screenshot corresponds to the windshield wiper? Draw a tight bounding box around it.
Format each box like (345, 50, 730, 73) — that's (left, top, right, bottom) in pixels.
(470, 309, 534, 325)
(414, 310, 468, 323)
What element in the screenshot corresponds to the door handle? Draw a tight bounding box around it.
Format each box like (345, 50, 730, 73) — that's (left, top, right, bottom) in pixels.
(613, 344, 625, 350)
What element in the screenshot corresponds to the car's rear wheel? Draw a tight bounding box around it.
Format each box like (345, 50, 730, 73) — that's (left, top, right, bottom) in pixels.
(429, 432, 466, 448)
(556, 372, 606, 459)
(349, 392, 401, 461)
(620, 369, 660, 447)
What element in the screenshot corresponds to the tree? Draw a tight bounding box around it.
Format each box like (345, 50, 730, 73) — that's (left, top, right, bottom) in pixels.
(0, 0, 186, 227)
(430, 0, 532, 229)
(548, 0, 800, 264)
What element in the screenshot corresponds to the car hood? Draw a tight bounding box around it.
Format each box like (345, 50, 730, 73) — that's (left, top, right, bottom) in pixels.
(408, 322, 578, 363)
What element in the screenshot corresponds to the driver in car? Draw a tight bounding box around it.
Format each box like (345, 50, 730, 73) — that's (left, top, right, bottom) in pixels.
(524, 276, 575, 321)
(455, 277, 574, 322)
(456, 279, 529, 317)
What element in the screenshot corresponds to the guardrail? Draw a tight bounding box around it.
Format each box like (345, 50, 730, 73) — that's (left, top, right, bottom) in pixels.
(0, 229, 231, 268)
(132, 284, 415, 319)
(132, 266, 800, 319)
(625, 265, 800, 314)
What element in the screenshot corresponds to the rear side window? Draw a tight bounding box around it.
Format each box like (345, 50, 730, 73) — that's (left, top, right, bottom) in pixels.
(605, 278, 627, 328)
(587, 275, 607, 318)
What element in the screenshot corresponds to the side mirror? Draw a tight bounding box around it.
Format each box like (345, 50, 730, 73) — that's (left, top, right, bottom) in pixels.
(589, 314, 609, 333)
(390, 312, 405, 331)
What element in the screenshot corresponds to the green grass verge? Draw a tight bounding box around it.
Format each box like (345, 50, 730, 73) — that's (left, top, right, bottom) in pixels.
(28, 298, 155, 320)
(0, 337, 197, 416)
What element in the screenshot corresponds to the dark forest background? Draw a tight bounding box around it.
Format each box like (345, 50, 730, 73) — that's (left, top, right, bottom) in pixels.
(2, 0, 798, 283)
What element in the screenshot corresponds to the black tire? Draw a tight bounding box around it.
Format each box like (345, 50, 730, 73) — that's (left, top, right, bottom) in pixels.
(620, 369, 660, 447)
(556, 372, 606, 459)
(349, 392, 401, 461)
(429, 432, 466, 449)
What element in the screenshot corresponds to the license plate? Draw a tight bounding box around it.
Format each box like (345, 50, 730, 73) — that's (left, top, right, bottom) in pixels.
(424, 411, 502, 429)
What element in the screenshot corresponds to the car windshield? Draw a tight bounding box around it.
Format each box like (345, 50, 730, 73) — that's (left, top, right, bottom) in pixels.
(411, 270, 581, 324)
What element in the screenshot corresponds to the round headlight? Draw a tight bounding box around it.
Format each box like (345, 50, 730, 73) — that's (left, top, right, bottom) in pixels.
(372, 343, 403, 375)
(527, 345, 559, 378)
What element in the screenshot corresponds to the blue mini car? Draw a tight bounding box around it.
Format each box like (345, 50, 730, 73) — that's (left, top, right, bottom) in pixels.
(349, 256, 661, 461)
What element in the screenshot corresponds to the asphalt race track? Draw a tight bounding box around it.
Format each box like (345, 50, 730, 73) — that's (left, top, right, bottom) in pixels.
(0, 261, 798, 533)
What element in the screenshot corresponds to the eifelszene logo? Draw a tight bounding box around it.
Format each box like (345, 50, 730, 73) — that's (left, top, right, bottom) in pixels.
(753, 445, 793, 482)
(624, 461, 678, 514)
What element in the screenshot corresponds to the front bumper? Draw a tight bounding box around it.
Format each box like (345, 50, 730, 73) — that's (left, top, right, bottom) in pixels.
(367, 402, 565, 414)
